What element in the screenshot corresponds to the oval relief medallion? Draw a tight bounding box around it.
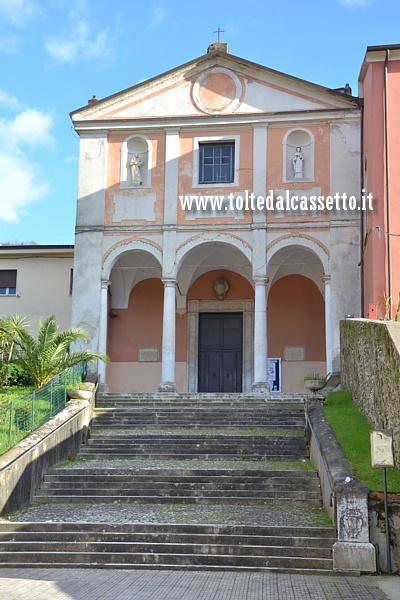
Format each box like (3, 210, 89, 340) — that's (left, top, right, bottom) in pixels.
(192, 68, 243, 114)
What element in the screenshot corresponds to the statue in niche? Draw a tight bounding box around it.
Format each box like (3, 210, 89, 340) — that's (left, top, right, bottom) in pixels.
(292, 147, 304, 179)
(130, 153, 143, 185)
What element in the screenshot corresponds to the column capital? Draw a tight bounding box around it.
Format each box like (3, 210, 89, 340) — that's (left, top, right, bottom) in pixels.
(253, 277, 269, 286)
(322, 274, 331, 284)
(162, 279, 177, 287)
(101, 279, 111, 289)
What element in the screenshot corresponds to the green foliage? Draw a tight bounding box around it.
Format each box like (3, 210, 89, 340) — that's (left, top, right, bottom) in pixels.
(0, 314, 30, 389)
(16, 315, 108, 389)
(323, 391, 400, 493)
(303, 373, 327, 382)
(4, 363, 33, 387)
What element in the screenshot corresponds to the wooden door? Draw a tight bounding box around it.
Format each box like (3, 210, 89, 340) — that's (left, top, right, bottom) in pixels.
(198, 313, 243, 393)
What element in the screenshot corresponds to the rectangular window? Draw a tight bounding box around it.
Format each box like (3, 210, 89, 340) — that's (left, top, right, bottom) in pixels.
(199, 142, 234, 184)
(0, 270, 17, 295)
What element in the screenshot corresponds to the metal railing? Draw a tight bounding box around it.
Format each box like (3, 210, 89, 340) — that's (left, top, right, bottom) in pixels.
(0, 362, 86, 455)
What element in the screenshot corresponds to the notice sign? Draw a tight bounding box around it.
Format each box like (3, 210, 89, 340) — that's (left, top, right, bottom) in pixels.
(370, 430, 394, 468)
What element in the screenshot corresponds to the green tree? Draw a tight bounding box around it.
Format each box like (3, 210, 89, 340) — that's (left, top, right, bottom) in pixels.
(16, 316, 108, 389)
(0, 314, 30, 389)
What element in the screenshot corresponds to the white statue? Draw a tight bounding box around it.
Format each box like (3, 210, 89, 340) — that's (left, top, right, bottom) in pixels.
(292, 147, 304, 179)
(130, 153, 143, 185)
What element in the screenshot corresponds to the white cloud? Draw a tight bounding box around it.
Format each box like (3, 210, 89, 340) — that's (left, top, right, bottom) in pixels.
(0, 152, 48, 223)
(45, 20, 110, 64)
(339, 0, 369, 7)
(0, 89, 20, 109)
(0, 109, 54, 148)
(0, 0, 39, 27)
(0, 106, 53, 223)
(151, 6, 166, 26)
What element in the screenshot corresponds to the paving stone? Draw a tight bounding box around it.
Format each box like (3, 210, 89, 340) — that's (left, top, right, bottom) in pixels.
(0, 569, 394, 600)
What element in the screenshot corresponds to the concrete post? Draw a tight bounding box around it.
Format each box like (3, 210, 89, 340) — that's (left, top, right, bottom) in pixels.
(158, 279, 177, 392)
(252, 278, 270, 393)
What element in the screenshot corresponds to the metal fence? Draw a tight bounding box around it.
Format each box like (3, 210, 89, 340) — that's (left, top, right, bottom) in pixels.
(0, 362, 86, 455)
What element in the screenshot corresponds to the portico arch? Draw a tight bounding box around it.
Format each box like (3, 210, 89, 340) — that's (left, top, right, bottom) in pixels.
(176, 237, 254, 393)
(266, 235, 331, 390)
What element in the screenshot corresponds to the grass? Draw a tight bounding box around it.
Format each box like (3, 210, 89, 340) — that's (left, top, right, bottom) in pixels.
(0, 384, 66, 456)
(323, 391, 400, 493)
(0, 386, 35, 407)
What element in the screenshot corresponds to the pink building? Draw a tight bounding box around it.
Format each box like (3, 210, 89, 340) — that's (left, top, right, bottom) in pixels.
(359, 44, 400, 320)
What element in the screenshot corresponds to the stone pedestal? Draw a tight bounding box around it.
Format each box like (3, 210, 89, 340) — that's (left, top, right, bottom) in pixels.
(333, 481, 376, 573)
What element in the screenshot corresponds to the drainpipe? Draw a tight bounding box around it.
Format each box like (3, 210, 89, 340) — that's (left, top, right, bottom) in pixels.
(384, 49, 392, 318)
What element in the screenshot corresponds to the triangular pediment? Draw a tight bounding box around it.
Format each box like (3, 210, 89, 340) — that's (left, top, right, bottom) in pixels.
(71, 51, 358, 122)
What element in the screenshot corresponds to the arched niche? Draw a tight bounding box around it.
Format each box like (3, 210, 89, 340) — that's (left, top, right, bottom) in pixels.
(120, 135, 152, 188)
(282, 128, 315, 182)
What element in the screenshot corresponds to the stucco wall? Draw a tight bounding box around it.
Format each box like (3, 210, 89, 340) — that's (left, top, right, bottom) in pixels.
(0, 254, 73, 333)
(341, 318, 400, 465)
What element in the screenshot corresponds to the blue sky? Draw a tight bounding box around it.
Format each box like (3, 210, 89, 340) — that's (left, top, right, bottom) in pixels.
(0, 0, 398, 245)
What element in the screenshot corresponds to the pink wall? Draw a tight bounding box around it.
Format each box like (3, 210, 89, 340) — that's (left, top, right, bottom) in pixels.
(268, 275, 326, 361)
(108, 278, 164, 362)
(362, 55, 400, 318)
(187, 270, 254, 301)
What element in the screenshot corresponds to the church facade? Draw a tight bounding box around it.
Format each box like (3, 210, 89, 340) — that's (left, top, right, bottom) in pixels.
(70, 43, 362, 394)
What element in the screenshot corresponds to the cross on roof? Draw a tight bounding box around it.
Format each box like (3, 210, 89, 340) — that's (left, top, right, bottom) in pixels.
(213, 26, 225, 42)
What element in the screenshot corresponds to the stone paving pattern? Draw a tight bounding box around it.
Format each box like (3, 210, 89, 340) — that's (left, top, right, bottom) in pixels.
(0, 568, 396, 600)
(4, 500, 329, 527)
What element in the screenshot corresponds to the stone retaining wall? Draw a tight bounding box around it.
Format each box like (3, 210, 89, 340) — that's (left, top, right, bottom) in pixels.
(0, 397, 94, 514)
(369, 492, 400, 574)
(341, 318, 400, 466)
(306, 403, 376, 573)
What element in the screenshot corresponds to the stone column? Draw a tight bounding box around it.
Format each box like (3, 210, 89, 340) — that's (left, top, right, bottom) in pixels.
(98, 279, 111, 389)
(323, 274, 333, 375)
(158, 279, 177, 392)
(252, 278, 270, 393)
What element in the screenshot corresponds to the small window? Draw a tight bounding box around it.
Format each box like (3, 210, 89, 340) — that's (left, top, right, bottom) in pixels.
(69, 268, 74, 296)
(0, 270, 17, 295)
(199, 142, 234, 184)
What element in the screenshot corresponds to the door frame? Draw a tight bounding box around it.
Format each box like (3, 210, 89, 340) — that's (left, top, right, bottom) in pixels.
(187, 299, 254, 393)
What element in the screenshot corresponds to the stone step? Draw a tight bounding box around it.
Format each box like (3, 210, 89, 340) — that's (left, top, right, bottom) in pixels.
(78, 451, 306, 461)
(0, 541, 332, 559)
(45, 468, 317, 478)
(33, 486, 321, 506)
(96, 394, 306, 403)
(92, 411, 305, 418)
(0, 530, 334, 547)
(42, 475, 319, 490)
(0, 523, 334, 573)
(32, 489, 321, 506)
(92, 420, 305, 429)
(85, 439, 306, 449)
(4, 391, 333, 574)
(93, 407, 305, 413)
(0, 522, 335, 537)
(0, 551, 333, 571)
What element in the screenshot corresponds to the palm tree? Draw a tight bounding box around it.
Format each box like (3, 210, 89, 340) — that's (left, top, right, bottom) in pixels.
(16, 316, 108, 389)
(0, 314, 30, 389)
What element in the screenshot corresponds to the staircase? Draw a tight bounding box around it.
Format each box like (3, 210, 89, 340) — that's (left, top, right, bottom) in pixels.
(0, 394, 337, 573)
